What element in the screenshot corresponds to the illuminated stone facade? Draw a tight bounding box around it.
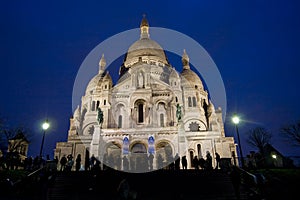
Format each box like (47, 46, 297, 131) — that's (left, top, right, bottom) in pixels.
(54, 17, 237, 171)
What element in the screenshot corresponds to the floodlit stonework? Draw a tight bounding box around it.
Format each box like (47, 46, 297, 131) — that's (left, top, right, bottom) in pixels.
(54, 17, 237, 172)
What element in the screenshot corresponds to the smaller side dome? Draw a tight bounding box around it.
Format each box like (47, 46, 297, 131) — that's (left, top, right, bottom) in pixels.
(103, 71, 112, 82)
(85, 71, 111, 95)
(181, 69, 204, 89)
(180, 49, 204, 89)
(169, 68, 180, 79)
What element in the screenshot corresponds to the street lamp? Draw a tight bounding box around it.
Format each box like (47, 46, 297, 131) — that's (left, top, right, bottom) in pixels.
(232, 115, 244, 168)
(39, 119, 50, 158)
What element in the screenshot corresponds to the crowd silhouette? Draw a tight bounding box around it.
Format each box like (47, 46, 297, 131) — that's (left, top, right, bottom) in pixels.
(0, 150, 225, 173)
(51, 150, 225, 172)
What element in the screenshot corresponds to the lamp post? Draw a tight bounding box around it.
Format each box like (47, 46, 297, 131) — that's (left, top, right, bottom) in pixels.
(39, 119, 50, 158)
(232, 115, 244, 168)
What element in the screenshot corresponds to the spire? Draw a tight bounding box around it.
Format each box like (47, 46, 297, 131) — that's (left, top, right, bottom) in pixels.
(99, 54, 106, 73)
(140, 14, 150, 39)
(182, 49, 190, 70)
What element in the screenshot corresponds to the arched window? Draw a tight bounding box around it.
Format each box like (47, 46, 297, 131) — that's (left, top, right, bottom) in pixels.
(104, 99, 106, 105)
(175, 96, 178, 102)
(118, 115, 122, 128)
(188, 97, 192, 107)
(138, 103, 144, 123)
(91, 101, 95, 111)
(96, 101, 100, 108)
(197, 144, 201, 158)
(190, 151, 194, 167)
(160, 113, 164, 127)
(192, 97, 197, 107)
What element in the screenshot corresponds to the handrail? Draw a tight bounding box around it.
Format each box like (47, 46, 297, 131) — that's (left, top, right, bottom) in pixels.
(27, 166, 45, 177)
(12, 166, 45, 186)
(238, 167, 265, 197)
(239, 167, 258, 184)
(7, 161, 57, 199)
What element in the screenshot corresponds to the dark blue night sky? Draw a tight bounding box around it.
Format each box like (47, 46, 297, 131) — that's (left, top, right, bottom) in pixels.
(1, 0, 300, 158)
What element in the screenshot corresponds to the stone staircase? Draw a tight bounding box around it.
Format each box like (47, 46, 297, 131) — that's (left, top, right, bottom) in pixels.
(47, 169, 253, 200)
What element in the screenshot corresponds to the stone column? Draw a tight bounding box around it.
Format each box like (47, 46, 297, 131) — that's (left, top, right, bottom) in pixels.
(178, 120, 187, 159)
(90, 125, 101, 158)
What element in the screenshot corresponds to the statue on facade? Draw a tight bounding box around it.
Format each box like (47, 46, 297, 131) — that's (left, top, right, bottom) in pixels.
(97, 107, 103, 128)
(138, 72, 144, 88)
(73, 105, 81, 134)
(176, 104, 182, 122)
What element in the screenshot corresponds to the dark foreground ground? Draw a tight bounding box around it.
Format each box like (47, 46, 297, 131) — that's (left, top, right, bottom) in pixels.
(0, 168, 299, 200)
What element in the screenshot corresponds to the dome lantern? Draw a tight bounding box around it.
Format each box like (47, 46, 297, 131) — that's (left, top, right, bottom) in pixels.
(123, 16, 169, 68)
(99, 54, 106, 73)
(182, 49, 190, 70)
(140, 14, 150, 39)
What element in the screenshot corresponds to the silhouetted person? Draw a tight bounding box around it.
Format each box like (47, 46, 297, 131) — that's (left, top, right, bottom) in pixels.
(157, 154, 164, 170)
(54, 156, 58, 165)
(129, 155, 135, 171)
(215, 152, 221, 170)
(230, 166, 241, 199)
(116, 155, 121, 170)
(33, 156, 40, 170)
(142, 153, 149, 171)
(66, 154, 74, 171)
(148, 153, 154, 171)
(198, 157, 205, 170)
(174, 153, 180, 170)
(181, 156, 187, 170)
(206, 151, 213, 170)
(193, 156, 199, 170)
(85, 151, 90, 171)
(60, 155, 67, 171)
(123, 156, 129, 171)
(168, 161, 175, 170)
(93, 159, 101, 171)
(75, 154, 81, 171)
(90, 154, 96, 169)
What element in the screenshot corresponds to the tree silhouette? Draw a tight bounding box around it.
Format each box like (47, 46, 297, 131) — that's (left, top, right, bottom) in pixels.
(246, 127, 272, 167)
(281, 120, 300, 146)
(246, 127, 272, 154)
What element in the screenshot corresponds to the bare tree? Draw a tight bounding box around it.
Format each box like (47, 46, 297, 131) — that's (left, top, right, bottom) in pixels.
(246, 126, 272, 154)
(281, 120, 300, 146)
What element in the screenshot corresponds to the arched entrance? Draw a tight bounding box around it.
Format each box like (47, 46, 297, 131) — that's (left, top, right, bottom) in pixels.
(105, 141, 122, 170)
(156, 141, 173, 169)
(130, 142, 148, 172)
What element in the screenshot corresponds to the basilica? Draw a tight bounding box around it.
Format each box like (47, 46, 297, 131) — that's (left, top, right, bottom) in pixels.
(54, 17, 237, 172)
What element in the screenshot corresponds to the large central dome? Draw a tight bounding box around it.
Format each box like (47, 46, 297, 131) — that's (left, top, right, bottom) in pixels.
(123, 16, 169, 67)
